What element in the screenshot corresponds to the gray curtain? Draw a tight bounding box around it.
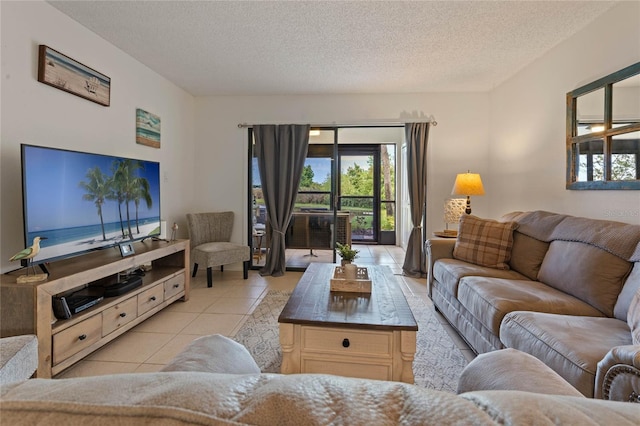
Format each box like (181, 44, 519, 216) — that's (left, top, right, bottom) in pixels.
(402, 122, 430, 277)
(254, 124, 310, 277)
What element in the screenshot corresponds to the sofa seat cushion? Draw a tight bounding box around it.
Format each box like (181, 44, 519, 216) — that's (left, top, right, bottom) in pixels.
(538, 240, 632, 317)
(453, 215, 518, 269)
(458, 277, 605, 337)
(433, 259, 526, 298)
(500, 311, 633, 397)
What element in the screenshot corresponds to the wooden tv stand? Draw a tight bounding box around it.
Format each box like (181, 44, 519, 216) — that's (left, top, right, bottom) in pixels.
(0, 239, 190, 378)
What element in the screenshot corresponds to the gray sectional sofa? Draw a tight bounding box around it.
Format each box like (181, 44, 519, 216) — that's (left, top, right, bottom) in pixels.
(426, 210, 640, 400)
(2, 334, 639, 424)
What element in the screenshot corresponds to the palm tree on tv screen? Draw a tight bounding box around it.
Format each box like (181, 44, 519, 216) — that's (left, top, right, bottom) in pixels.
(79, 166, 110, 241)
(110, 159, 151, 240)
(131, 176, 152, 234)
(108, 160, 129, 238)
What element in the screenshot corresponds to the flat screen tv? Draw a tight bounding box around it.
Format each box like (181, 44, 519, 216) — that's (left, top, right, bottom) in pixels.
(21, 144, 161, 266)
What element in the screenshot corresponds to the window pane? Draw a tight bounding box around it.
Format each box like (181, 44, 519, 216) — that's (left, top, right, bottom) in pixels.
(380, 202, 395, 231)
(251, 157, 267, 232)
(612, 74, 640, 125)
(576, 139, 604, 182)
(347, 198, 374, 241)
(576, 88, 605, 135)
(294, 193, 331, 210)
(611, 134, 639, 181)
(380, 144, 395, 201)
(300, 157, 331, 192)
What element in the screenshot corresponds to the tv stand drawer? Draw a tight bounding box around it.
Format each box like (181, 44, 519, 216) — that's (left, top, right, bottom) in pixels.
(53, 314, 102, 365)
(102, 297, 138, 336)
(138, 283, 164, 315)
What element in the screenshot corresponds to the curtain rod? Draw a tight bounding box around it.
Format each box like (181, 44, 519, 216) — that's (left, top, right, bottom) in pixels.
(237, 118, 437, 129)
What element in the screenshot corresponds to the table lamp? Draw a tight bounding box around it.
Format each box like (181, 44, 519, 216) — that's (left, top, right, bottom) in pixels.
(442, 198, 466, 237)
(451, 172, 485, 214)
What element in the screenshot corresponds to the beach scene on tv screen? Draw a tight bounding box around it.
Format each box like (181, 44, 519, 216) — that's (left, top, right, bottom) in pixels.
(23, 146, 161, 263)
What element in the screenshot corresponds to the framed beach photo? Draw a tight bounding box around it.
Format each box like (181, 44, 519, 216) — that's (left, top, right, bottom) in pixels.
(136, 108, 161, 148)
(37, 45, 111, 106)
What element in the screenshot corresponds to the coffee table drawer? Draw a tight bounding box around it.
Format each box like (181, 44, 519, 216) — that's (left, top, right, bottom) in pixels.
(301, 327, 393, 357)
(301, 357, 392, 381)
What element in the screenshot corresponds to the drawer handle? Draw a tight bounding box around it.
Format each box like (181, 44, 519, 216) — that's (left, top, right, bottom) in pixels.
(173, 284, 180, 288)
(342, 338, 350, 348)
(150, 296, 157, 301)
(78, 334, 87, 341)
(119, 312, 127, 318)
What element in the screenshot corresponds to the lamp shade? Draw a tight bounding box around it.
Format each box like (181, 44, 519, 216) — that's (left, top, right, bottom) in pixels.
(451, 172, 485, 196)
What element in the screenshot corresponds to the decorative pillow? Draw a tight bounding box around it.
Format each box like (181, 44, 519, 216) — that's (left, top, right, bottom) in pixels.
(453, 215, 518, 270)
(628, 290, 640, 345)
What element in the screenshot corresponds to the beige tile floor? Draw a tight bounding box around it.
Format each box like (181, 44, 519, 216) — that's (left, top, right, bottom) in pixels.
(56, 245, 475, 379)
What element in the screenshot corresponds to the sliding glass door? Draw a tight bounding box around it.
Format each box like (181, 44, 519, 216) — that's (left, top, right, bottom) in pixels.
(337, 143, 396, 244)
(248, 126, 401, 270)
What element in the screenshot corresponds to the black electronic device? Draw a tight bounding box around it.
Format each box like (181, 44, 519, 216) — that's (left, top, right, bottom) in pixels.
(103, 275, 143, 297)
(53, 295, 104, 320)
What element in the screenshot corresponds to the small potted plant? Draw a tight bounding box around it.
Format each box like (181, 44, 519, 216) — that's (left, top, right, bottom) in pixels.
(336, 242, 359, 265)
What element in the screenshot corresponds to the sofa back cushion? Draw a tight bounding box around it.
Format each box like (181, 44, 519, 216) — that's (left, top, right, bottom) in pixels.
(453, 215, 518, 270)
(538, 241, 632, 317)
(614, 262, 640, 321)
(508, 232, 550, 280)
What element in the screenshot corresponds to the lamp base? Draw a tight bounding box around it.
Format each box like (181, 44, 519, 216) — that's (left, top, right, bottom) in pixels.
(465, 196, 472, 214)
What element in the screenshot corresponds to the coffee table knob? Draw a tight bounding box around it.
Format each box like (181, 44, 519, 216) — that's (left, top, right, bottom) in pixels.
(342, 338, 350, 348)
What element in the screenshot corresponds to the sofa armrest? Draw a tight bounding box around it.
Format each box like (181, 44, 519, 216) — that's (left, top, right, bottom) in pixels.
(0, 335, 38, 385)
(425, 238, 456, 295)
(595, 345, 640, 402)
(457, 348, 584, 397)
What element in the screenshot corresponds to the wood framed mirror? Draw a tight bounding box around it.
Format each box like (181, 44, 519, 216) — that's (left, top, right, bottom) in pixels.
(566, 62, 640, 190)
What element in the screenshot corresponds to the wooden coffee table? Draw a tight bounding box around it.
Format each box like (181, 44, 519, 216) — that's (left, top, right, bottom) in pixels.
(278, 263, 418, 383)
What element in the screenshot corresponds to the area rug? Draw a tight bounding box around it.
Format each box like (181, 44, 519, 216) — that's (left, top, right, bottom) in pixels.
(232, 289, 468, 393)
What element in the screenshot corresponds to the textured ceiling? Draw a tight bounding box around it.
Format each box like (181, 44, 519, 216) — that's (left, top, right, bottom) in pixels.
(48, 1, 617, 96)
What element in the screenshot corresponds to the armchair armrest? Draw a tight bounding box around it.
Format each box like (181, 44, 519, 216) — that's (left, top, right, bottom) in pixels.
(595, 345, 640, 402)
(425, 238, 456, 295)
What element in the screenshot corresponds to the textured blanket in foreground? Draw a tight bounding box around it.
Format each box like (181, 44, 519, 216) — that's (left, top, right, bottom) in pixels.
(232, 289, 468, 392)
(3, 373, 639, 425)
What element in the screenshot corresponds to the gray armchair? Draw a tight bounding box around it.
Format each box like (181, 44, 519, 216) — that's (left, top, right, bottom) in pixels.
(186, 212, 250, 287)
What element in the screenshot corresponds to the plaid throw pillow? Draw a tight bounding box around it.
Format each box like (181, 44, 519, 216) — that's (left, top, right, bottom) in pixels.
(453, 215, 518, 269)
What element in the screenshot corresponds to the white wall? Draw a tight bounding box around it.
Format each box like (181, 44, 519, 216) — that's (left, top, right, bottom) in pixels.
(488, 1, 640, 224)
(0, 1, 196, 273)
(194, 93, 491, 243)
(4, 1, 638, 276)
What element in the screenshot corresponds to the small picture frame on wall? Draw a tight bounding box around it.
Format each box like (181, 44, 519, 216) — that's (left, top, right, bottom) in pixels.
(136, 108, 161, 148)
(118, 242, 135, 258)
(37, 45, 111, 106)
